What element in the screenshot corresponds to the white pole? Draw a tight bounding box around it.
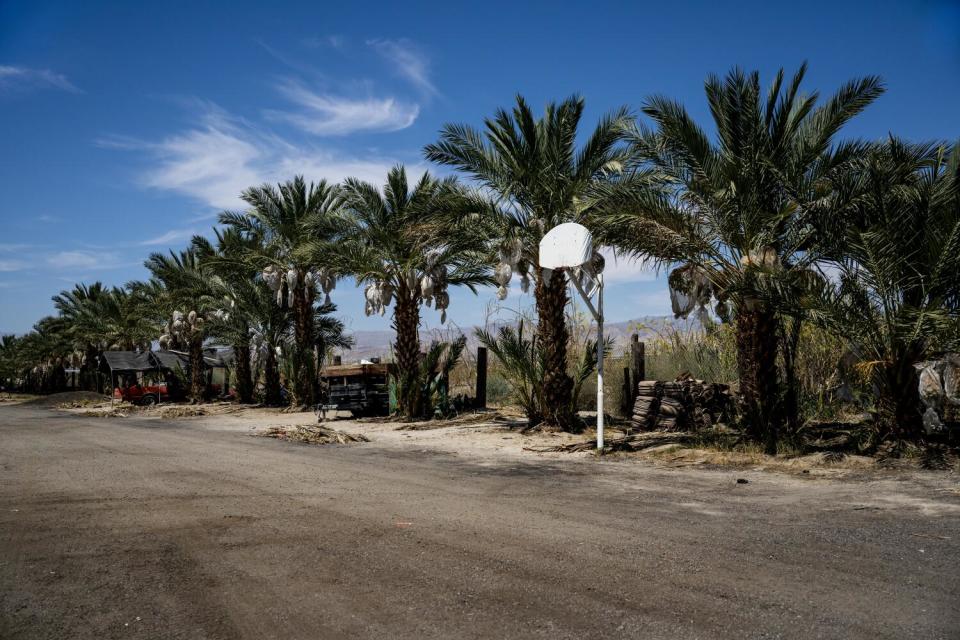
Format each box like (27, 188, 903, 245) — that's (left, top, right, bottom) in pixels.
(596, 274, 604, 452)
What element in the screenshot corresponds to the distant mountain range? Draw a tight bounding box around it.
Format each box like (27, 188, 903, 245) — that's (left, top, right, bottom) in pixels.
(334, 316, 687, 362)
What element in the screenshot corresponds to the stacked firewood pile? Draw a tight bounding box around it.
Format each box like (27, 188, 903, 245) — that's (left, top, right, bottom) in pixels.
(630, 377, 733, 432)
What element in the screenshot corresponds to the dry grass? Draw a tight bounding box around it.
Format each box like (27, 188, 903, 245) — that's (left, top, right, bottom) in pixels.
(157, 406, 208, 419)
(394, 409, 505, 431)
(256, 425, 369, 445)
(77, 408, 133, 418)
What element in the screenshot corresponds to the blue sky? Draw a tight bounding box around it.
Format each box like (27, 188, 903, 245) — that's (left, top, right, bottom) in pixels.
(1, 0, 958, 336)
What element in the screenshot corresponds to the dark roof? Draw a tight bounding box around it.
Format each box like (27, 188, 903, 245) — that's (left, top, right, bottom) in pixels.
(153, 351, 191, 371)
(99, 349, 231, 373)
(100, 351, 156, 372)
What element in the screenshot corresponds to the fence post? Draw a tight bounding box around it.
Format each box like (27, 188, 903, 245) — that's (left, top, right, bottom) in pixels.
(476, 346, 487, 409)
(621, 366, 632, 416)
(630, 333, 645, 401)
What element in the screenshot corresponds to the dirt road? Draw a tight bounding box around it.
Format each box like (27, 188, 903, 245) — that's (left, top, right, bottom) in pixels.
(1, 403, 958, 639)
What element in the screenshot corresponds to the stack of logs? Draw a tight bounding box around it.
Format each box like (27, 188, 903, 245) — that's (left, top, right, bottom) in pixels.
(630, 378, 733, 432)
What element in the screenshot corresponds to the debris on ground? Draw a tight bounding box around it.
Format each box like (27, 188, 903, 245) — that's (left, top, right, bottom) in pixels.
(80, 408, 131, 418)
(525, 431, 695, 453)
(56, 398, 112, 409)
(395, 410, 506, 431)
(158, 406, 207, 419)
(256, 425, 370, 445)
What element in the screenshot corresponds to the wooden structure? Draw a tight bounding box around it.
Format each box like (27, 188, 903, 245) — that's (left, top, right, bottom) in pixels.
(475, 347, 487, 409)
(319, 362, 391, 417)
(621, 334, 647, 415)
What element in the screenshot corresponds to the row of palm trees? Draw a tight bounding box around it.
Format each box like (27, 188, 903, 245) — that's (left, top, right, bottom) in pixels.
(2, 65, 957, 449)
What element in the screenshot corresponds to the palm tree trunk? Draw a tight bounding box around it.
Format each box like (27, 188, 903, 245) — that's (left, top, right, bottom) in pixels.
(51, 365, 67, 393)
(877, 357, 923, 441)
(393, 285, 421, 418)
(233, 340, 254, 403)
(292, 272, 315, 407)
(781, 316, 803, 436)
(535, 269, 575, 430)
(188, 333, 205, 403)
(735, 299, 782, 453)
(264, 347, 282, 406)
(82, 344, 100, 392)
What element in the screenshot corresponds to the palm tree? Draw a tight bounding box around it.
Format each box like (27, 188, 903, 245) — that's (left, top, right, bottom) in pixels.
(13, 316, 72, 393)
(251, 283, 292, 405)
(601, 65, 883, 451)
(312, 302, 352, 370)
(192, 228, 262, 403)
(51, 283, 154, 393)
(810, 139, 960, 442)
(333, 165, 490, 417)
(144, 248, 214, 402)
(87, 286, 156, 352)
(219, 176, 345, 408)
(0, 334, 22, 390)
(52, 282, 109, 391)
(424, 95, 637, 430)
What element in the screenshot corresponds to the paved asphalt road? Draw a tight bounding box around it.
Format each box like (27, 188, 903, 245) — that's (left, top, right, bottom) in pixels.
(1, 403, 958, 639)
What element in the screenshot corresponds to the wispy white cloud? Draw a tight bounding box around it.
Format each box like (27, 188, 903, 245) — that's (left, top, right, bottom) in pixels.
(46, 251, 106, 270)
(45, 250, 133, 271)
(598, 248, 658, 283)
(367, 39, 437, 97)
(0, 65, 79, 93)
(139, 228, 200, 246)
(0, 243, 39, 253)
(0, 259, 27, 272)
(302, 35, 346, 49)
(630, 287, 672, 317)
(101, 102, 413, 210)
(267, 80, 419, 135)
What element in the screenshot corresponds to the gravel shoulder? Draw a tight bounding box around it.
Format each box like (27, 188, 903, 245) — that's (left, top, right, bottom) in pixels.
(1, 401, 958, 639)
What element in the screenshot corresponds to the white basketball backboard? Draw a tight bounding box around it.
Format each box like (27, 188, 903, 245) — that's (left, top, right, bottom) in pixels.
(538, 222, 593, 269)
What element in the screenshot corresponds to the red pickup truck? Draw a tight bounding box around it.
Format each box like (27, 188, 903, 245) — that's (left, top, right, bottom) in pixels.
(114, 383, 170, 405)
(113, 382, 225, 404)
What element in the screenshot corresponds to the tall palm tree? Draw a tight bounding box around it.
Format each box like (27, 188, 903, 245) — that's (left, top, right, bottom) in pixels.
(144, 248, 214, 402)
(52, 282, 109, 391)
(14, 316, 72, 393)
(333, 165, 490, 417)
(192, 228, 262, 403)
(0, 334, 22, 389)
(219, 176, 345, 408)
(312, 302, 352, 371)
(424, 95, 637, 429)
(601, 65, 883, 451)
(194, 227, 351, 405)
(104, 287, 157, 351)
(811, 139, 960, 441)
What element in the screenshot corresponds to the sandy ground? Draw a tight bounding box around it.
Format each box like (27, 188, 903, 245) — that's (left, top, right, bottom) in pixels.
(1, 397, 959, 638)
